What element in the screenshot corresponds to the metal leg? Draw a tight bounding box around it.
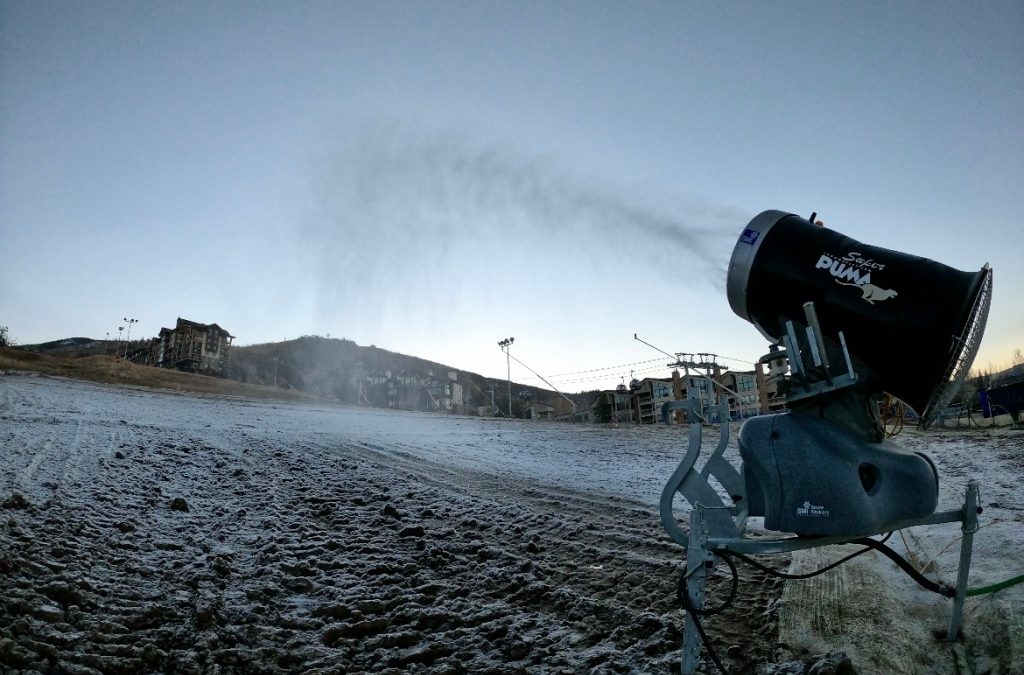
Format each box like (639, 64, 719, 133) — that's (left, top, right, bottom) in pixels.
(948, 481, 979, 641)
(682, 506, 710, 675)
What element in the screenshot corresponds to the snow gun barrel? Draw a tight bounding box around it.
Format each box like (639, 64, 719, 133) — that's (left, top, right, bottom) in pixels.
(726, 210, 991, 427)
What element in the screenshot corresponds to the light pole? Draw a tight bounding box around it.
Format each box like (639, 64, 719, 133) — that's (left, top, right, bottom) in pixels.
(123, 317, 138, 361)
(498, 337, 514, 417)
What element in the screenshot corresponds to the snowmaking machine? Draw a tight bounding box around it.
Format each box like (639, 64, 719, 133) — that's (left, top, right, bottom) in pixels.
(660, 210, 992, 674)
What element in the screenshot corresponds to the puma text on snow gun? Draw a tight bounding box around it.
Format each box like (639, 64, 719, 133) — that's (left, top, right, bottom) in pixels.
(661, 210, 992, 674)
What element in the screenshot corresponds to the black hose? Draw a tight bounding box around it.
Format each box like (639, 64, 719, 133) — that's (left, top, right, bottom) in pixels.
(679, 581, 730, 675)
(721, 532, 891, 580)
(675, 556, 739, 674)
(677, 554, 739, 615)
(673, 531, 955, 675)
(852, 537, 955, 597)
(722, 534, 952, 597)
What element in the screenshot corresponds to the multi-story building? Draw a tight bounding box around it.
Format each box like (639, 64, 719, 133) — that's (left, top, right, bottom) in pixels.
(150, 318, 234, 377)
(719, 370, 761, 420)
(757, 347, 789, 413)
(635, 378, 678, 424)
(588, 389, 637, 424)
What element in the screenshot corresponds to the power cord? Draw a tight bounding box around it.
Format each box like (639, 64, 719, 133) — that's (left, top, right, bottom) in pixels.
(851, 536, 955, 597)
(675, 533, 890, 675)
(721, 532, 892, 581)
(678, 562, 733, 675)
(676, 554, 739, 615)
(677, 532, 1024, 673)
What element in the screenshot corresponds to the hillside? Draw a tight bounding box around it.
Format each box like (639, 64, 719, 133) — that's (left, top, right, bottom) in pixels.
(0, 348, 314, 403)
(230, 336, 581, 416)
(6, 336, 587, 416)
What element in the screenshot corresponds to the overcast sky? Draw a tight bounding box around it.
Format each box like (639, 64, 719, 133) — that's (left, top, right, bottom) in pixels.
(2, 1, 1021, 394)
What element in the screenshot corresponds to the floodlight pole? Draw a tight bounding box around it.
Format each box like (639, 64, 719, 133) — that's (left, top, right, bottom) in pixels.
(498, 337, 514, 417)
(122, 317, 138, 361)
(507, 344, 511, 417)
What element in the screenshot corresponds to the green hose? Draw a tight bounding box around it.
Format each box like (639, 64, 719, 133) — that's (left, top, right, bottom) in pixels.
(966, 573, 1024, 597)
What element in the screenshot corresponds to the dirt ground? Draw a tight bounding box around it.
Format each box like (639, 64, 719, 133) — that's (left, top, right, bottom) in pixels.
(1, 373, 1021, 674)
(0, 349, 314, 403)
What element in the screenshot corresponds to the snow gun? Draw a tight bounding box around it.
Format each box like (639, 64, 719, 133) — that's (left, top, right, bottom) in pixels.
(661, 210, 992, 674)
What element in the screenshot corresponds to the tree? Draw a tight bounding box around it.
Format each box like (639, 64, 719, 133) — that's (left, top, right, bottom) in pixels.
(592, 392, 611, 423)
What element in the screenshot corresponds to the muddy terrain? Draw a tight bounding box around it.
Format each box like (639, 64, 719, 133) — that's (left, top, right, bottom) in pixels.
(2, 373, 1021, 674)
(0, 374, 790, 674)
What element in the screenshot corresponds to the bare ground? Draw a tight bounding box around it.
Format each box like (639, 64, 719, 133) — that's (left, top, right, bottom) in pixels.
(0, 348, 314, 403)
(0, 373, 788, 674)
(3, 371, 1021, 675)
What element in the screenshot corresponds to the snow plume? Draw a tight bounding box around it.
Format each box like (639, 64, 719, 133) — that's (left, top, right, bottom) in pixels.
(301, 121, 742, 331)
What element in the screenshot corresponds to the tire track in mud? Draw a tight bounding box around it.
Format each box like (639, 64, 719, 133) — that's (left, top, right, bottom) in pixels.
(1, 392, 272, 674)
(1, 377, 788, 674)
(302, 439, 788, 673)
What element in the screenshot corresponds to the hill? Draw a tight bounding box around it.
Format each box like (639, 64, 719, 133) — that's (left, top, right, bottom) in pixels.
(229, 335, 581, 416)
(0, 348, 314, 403)
(6, 336, 587, 416)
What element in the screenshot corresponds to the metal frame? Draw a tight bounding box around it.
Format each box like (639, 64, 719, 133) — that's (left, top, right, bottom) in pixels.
(659, 398, 979, 674)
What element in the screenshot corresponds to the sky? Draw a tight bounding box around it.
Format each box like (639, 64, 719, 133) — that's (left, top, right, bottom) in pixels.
(2, 1, 1022, 395)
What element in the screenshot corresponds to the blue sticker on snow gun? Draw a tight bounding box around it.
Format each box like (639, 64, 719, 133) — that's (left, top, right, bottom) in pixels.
(740, 228, 760, 245)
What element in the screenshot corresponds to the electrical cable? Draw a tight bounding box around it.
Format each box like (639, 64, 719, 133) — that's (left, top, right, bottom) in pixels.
(721, 532, 891, 581)
(879, 393, 906, 437)
(725, 532, 1021, 600)
(675, 556, 740, 674)
(852, 537, 955, 597)
(678, 577, 731, 675)
(674, 531, 1019, 674)
(727, 534, 952, 598)
(677, 555, 739, 616)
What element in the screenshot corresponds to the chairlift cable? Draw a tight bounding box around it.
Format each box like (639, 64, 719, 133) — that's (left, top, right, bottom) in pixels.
(546, 357, 664, 378)
(713, 353, 759, 366)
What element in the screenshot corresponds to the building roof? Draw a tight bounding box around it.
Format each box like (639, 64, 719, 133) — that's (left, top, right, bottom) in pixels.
(171, 317, 235, 338)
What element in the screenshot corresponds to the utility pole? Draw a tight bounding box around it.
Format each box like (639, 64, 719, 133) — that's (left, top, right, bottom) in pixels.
(498, 337, 514, 417)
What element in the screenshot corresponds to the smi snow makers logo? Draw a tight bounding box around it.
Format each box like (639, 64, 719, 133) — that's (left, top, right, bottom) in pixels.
(796, 501, 831, 518)
(815, 251, 899, 305)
